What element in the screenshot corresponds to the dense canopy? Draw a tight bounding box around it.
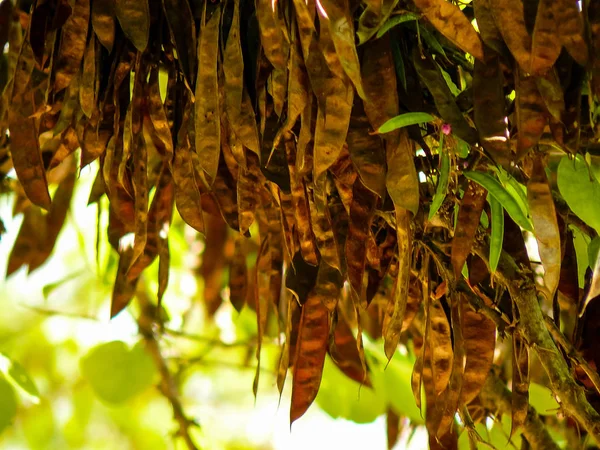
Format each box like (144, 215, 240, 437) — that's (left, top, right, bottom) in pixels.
(2, 0, 600, 448)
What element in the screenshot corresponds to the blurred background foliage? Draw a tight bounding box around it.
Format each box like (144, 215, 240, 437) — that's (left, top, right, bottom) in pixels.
(0, 162, 398, 449)
(0, 160, 566, 450)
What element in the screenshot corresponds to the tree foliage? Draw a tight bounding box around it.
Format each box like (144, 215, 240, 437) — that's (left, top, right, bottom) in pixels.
(2, 0, 600, 448)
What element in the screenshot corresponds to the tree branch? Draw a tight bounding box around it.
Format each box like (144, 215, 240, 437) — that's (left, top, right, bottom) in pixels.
(423, 237, 600, 443)
(479, 368, 560, 450)
(475, 245, 600, 444)
(136, 287, 200, 450)
(544, 316, 600, 397)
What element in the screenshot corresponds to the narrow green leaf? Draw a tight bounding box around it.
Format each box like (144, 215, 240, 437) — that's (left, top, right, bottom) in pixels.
(377, 112, 434, 134)
(464, 171, 534, 232)
(390, 37, 407, 92)
(376, 12, 419, 38)
(420, 26, 448, 58)
(588, 236, 600, 269)
(429, 143, 450, 220)
(7, 362, 39, 400)
(489, 196, 504, 273)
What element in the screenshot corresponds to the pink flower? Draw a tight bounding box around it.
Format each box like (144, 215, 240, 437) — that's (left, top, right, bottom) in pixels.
(441, 123, 452, 135)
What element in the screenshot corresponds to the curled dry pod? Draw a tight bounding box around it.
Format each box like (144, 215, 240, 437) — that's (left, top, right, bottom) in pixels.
(9, 35, 51, 210)
(428, 298, 454, 396)
(346, 98, 387, 200)
(195, 4, 221, 186)
(473, 54, 510, 169)
(346, 180, 377, 303)
(515, 68, 548, 157)
(435, 297, 465, 437)
(145, 66, 174, 164)
(173, 105, 205, 234)
(319, 0, 366, 99)
(290, 290, 330, 424)
(237, 152, 263, 236)
(383, 209, 411, 361)
(129, 61, 149, 272)
(223, 0, 260, 156)
(530, 0, 561, 76)
(308, 187, 342, 272)
(162, 0, 196, 87)
(490, 0, 531, 72)
(329, 309, 371, 387)
(451, 180, 487, 277)
(92, 0, 115, 52)
(115, 0, 149, 51)
(126, 163, 174, 283)
(228, 235, 248, 313)
(362, 35, 418, 215)
(286, 143, 318, 265)
(413, 0, 484, 61)
(80, 35, 97, 118)
(459, 301, 497, 405)
(527, 153, 560, 301)
(53, 0, 89, 92)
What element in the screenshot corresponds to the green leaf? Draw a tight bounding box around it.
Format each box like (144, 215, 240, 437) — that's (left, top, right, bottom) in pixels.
(315, 356, 386, 423)
(441, 69, 461, 96)
(480, 209, 489, 229)
(489, 196, 504, 273)
(376, 12, 419, 38)
(457, 138, 470, 158)
(570, 225, 591, 288)
(0, 374, 17, 434)
(464, 171, 534, 232)
(529, 382, 559, 415)
(429, 142, 450, 219)
(493, 166, 530, 221)
(80, 340, 156, 404)
(377, 112, 434, 134)
(589, 236, 600, 269)
(6, 358, 40, 400)
(558, 156, 600, 233)
(586, 153, 600, 184)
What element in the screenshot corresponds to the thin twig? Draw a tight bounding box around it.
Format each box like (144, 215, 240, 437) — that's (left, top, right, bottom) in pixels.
(162, 328, 254, 348)
(19, 304, 100, 321)
(136, 287, 200, 450)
